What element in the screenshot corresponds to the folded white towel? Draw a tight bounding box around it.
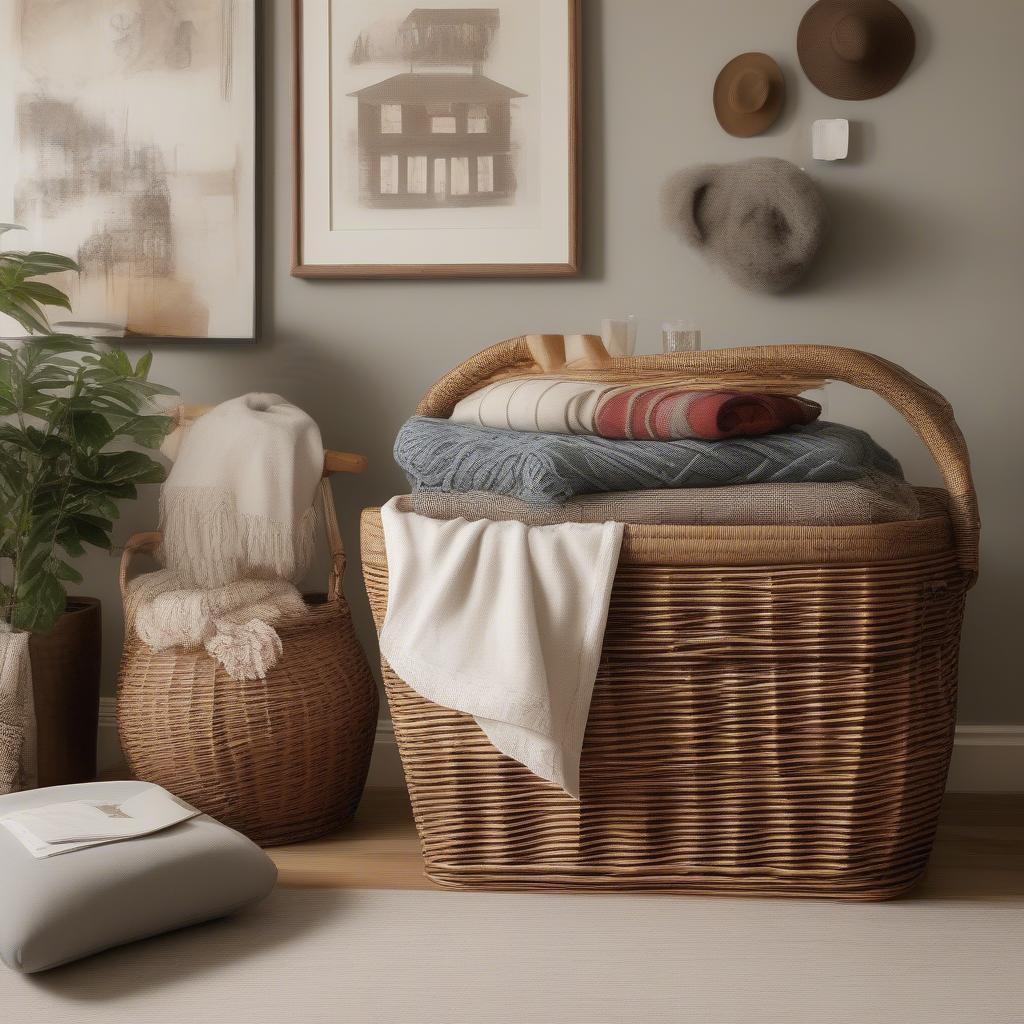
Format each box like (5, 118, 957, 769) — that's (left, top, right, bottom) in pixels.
(378, 499, 624, 798)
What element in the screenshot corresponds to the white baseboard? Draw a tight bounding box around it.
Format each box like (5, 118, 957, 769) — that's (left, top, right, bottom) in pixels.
(97, 698, 122, 774)
(365, 720, 405, 789)
(98, 701, 1023, 793)
(945, 726, 1024, 793)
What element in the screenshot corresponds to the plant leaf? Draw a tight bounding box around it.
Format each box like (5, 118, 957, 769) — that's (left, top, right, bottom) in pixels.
(117, 414, 174, 448)
(69, 411, 114, 452)
(0, 293, 50, 334)
(12, 569, 67, 634)
(69, 515, 113, 550)
(19, 280, 72, 312)
(10, 251, 80, 276)
(49, 558, 84, 584)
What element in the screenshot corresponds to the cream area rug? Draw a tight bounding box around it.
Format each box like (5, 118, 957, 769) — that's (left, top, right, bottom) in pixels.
(2, 888, 1022, 1024)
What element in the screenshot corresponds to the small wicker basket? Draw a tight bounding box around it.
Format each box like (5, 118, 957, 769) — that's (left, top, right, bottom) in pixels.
(361, 339, 979, 899)
(118, 478, 379, 847)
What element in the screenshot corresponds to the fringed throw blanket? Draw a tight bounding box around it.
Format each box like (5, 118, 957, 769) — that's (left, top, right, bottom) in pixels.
(127, 394, 324, 680)
(0, 627, 36, 796)
(159, 394, 324, 588)
(125, 575, 308, 683)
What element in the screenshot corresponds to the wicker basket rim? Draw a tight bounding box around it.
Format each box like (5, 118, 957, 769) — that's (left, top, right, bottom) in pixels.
(361, 506, 956, 572)
(275, 597, 346, 631)
(413, 339, 979, 586)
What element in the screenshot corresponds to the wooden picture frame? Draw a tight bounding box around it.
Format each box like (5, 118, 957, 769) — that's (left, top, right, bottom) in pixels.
(293, 0, 581, 278)
(0, 1, 259, 343)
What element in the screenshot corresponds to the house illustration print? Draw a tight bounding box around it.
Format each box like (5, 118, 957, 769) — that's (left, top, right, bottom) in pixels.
(350, 9, 526, 208)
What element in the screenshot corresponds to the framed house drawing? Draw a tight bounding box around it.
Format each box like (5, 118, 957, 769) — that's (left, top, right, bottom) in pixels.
(0, 0, 257, 342)
(293, 0, 581, 278)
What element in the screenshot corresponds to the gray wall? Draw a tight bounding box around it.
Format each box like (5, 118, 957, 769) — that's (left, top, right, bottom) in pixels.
(84, 0, 1024, 724)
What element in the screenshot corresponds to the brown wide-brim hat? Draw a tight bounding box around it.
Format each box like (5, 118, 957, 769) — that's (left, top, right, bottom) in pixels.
(713, 53, 785, 137)
(798, 0, 916, 100)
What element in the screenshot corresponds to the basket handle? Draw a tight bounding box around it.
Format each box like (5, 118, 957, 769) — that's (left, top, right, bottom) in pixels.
(119, 530, 161, 602)
(319, 478, 347, 603)
(119, 479, 349, 607)
(418, 340, 980, 586)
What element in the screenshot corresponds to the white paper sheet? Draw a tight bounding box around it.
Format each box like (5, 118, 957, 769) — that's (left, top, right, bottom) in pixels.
(0, 785, 200, 859)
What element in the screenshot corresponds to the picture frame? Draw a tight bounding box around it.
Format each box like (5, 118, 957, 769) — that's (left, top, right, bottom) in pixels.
(0, 0, 259, 343)
(293, 0, 581, 279)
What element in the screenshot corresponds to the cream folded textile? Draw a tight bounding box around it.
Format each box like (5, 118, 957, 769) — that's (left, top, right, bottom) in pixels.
(160, 394, 324, 589)
(131, 394, 323, 680)
(0, 628, 35, 797)
(126, 571, 308, 682)
(451, 377, 612, 435)
(403, 476, 921, 527)
(378, 498, 624, 798)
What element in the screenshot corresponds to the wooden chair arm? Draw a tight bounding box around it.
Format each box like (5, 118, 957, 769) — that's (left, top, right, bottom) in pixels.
(324, 450, 368, 476)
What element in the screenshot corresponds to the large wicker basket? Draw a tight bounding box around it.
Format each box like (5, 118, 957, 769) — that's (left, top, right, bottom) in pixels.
(361, 339, 979, 899)
(118, 479, 379, 846)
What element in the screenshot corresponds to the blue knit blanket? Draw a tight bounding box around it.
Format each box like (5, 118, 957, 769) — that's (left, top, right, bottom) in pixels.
(394, 417, 904, 506)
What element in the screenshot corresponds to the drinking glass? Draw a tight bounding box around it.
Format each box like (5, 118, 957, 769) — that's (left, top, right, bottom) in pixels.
(601, 315, 638, 358)
(662, 321, 702, 354)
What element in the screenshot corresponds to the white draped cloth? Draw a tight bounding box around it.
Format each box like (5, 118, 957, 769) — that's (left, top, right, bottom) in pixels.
(378, 499, 623, 798)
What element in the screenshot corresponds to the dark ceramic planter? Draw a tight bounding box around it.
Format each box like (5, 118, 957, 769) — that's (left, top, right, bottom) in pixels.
(29, 597, 102, 787)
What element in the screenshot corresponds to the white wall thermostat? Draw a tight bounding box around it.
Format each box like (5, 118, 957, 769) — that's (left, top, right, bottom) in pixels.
(812, 119, 850, 161)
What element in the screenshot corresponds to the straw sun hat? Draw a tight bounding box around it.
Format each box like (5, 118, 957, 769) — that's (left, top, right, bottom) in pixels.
(797, 0, 916, 100)
(713, 53, 786, 137)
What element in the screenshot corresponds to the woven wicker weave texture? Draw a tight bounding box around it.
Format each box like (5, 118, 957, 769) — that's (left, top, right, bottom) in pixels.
(417, 340, 979, 585)
(362, 341, 977, 897)
(118, 480, 379, 847)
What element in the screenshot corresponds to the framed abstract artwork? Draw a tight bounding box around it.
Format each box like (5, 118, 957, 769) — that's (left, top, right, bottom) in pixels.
(293, 0, 580, 278)
(0, 1, 258, 342)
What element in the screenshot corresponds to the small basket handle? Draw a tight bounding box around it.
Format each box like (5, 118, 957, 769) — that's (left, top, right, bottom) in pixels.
(118, 531, 162, 604)
(120, 478, 350, 610)
(417, 339, 980, 587)
(319, 477, 347, 603)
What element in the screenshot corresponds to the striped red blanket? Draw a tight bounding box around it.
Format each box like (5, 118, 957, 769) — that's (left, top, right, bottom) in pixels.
(593, 388, 821, 441)
(449, 376, 821, 441)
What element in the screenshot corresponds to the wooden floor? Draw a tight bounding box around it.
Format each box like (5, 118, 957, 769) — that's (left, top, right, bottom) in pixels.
(268, 789, 1024, 900)
(270, 789, 434, 891)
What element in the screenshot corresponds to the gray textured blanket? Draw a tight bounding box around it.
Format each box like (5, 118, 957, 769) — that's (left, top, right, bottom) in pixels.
(394, 417, 904, 506)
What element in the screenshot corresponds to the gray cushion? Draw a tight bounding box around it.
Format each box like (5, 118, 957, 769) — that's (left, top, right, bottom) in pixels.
(0, 781, 277, 973)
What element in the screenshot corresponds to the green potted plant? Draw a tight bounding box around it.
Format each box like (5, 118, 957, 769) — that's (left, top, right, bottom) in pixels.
(0, 225, 175, 788)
